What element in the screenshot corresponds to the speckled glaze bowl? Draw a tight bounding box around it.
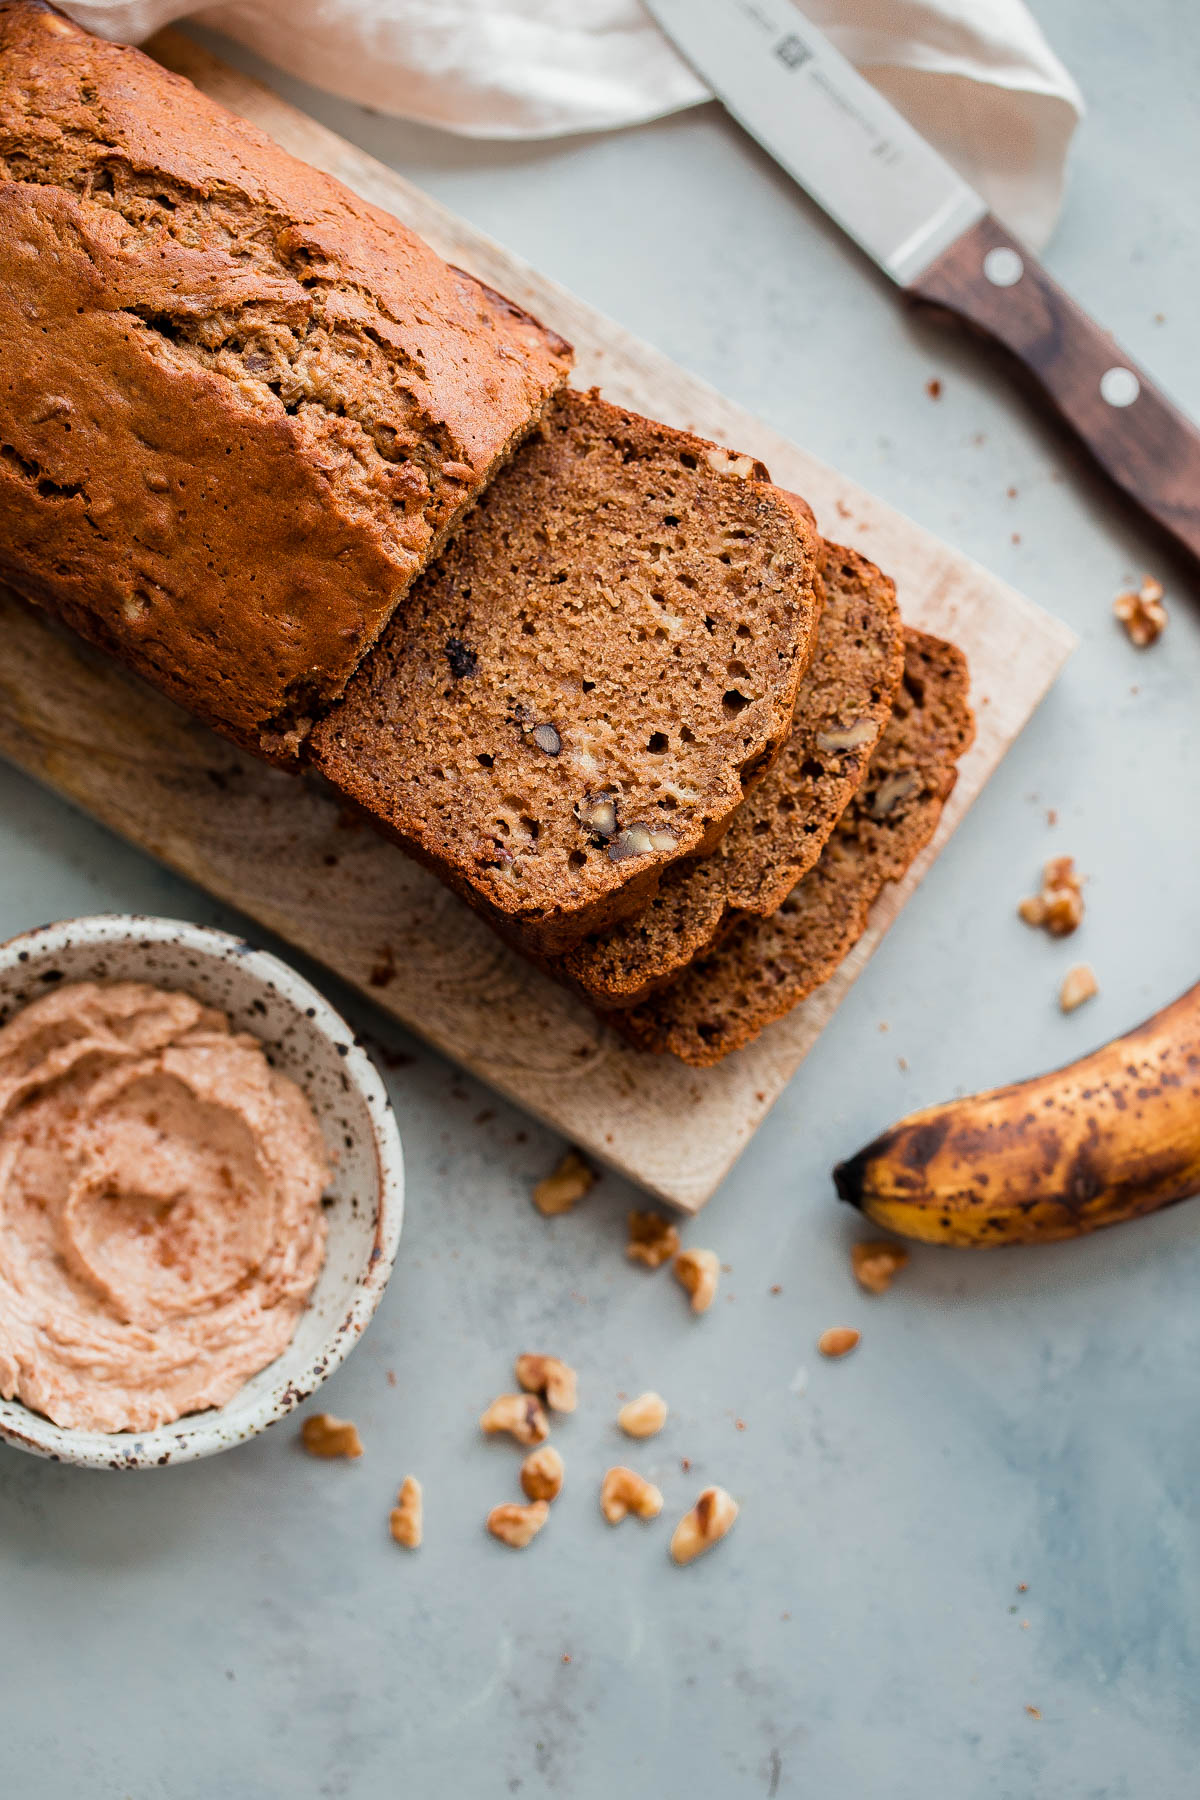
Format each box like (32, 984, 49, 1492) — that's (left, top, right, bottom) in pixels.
(0, 915, 404, 1470)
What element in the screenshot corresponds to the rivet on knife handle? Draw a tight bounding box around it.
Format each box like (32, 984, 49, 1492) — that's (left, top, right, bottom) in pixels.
(908, 213, 1200, 568)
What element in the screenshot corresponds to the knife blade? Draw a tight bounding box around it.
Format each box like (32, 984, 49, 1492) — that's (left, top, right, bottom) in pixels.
(645, 0, 1200, 569)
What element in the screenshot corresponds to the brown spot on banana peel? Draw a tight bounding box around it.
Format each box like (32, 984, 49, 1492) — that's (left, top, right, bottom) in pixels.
(833, 979, 1200, 1247)
(902, 1116, 951, 1169)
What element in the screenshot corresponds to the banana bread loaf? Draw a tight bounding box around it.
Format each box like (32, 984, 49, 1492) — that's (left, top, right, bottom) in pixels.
(557, 542, 904, 1008)
(613, 630, 974, 1064)
(0, 2, 571, 760)
(309, 389, 823, 955)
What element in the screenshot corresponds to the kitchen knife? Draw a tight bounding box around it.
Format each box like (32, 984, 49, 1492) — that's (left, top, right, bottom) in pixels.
(644, 0, 1200, 567)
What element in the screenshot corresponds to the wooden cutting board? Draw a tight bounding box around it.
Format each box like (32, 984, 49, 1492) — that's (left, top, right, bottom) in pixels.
(0, 32, 1077, 1211)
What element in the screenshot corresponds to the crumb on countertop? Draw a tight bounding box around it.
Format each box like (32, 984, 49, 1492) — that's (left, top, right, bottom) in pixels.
(851, 1240, 909, 1294)
(1059, 964, 1098, 1014)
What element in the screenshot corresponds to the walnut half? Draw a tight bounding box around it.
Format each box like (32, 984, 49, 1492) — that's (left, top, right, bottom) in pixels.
(670, 1486, 739, 1564)
(520, 1445, 565, 1503)
(601, 1466, 664, 1524)
(479, 1393, 549, 1446)
(300, 1413, 363, 1459)
(487, 1500, 550, 1549)
(617, 1392, 668, 1439)
(674, 1247, 720, 1314)
(515, 1353, 578, 1413)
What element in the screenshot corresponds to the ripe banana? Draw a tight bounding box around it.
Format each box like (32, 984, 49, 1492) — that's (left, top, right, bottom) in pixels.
(833, 979, 1200, 1246)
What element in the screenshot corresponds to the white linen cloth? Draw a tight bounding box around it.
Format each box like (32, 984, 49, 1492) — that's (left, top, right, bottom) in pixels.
(61, 0, 1084, 247)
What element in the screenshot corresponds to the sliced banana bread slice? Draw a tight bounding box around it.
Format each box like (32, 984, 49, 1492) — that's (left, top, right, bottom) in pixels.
(309, 389, 823, 955)
(556, 542, 904, 1008)
(613, 630, 974, 1065)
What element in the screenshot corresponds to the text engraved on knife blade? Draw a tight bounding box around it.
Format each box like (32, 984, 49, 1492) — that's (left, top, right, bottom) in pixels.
(650, 0, 985, 281)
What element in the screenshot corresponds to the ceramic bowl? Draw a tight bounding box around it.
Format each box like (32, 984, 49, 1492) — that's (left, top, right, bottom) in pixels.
(0, 915, 404, 1469)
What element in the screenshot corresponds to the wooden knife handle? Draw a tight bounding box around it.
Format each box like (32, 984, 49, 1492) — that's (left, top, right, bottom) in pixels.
(909, 214, 1200, 568)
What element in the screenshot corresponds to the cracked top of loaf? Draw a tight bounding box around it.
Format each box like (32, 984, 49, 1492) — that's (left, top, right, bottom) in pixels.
(0, 1, 572, 759)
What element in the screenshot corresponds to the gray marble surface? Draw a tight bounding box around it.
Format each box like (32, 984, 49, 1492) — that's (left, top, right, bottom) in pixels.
(2, 3, 1198, 1793)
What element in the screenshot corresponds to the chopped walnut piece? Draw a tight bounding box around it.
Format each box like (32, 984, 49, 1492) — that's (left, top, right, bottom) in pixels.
(520, 1445, 565, 1503)
(514, 1353, 578, 1413)
(870, 769, 920, 821)
(577, 793, 619, 844)
(608, 821, 678, 861)
(389, 1476, 423, 1549)
(674, 1247, 720, 1314)
(818, 1327, 861, 1359)
(533, 1149, 595, 1215)
(487, 1500, 550, 1548)
(617, 1392, 668, 1438)
(851, 1240, 909, 1294)
(626, 1210, 680, 1270)
(816, 718, 877, 755)
(1114, 575, 1167, 647)
(300, 1413, 363, 1459)
(1018, 855, 1085, 937)
(1059, 964, 1098, 1013)
(479, 1392, 549, 1446)
(670, 1486, 739, 1564)
(705, 446, 760, 479)
(601, 1466, 664, 1524)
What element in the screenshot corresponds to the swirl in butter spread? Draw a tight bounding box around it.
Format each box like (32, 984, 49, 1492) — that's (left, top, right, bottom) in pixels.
(0, 981, 329, 1433)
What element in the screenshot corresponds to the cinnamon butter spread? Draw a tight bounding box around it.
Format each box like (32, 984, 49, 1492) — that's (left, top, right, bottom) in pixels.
(0, 981, 330, 1434)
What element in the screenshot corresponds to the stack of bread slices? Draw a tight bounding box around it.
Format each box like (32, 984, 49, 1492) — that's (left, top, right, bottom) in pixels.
(0, 1, 974, 1066)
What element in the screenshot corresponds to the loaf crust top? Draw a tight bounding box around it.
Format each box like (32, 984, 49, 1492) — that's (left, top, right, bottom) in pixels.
(0, 2, 571, 756)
